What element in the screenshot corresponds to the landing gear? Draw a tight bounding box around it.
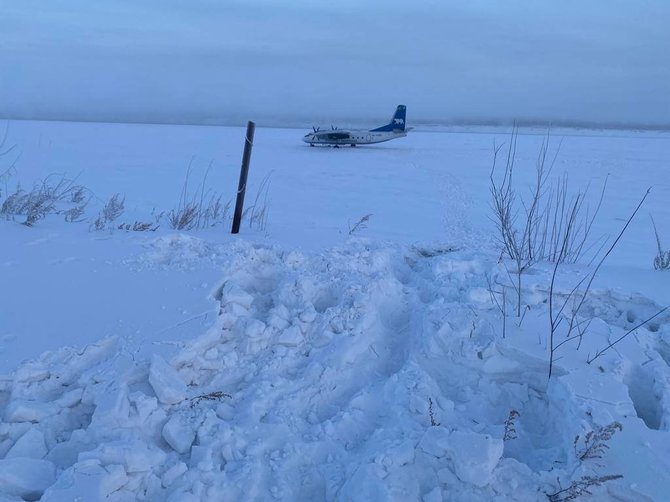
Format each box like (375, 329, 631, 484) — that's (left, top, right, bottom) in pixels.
(310, 143, 314, 147)
(350, 144, 356, 147)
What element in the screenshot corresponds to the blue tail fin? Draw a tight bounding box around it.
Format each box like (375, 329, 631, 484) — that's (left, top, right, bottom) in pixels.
(370, 105, 406, 132)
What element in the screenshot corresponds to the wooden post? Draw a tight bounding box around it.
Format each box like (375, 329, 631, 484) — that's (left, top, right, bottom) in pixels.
(231, 121, 255, 234)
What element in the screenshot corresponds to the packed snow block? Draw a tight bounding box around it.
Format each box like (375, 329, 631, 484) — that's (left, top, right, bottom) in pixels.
(46, 438, 87, 470)
(130, 392, 159, 424)
(41, 459, 128, 501)
(100, 464, 129, 497)
(422, 487, 443, 502)
(0, 457, 56, 500)
(418, 427, 451, 458)
(216, 402, 235, 421)
(56, 388, 84, 408)
(267, 306, 291, 330)
(167, 490, 200, 502)
(90, 385, 131, 428)
(5, 427, 47, 459)
(79, 440, 166, 473)
(149, 355, 188, 405)
(218, 282, 254, 310)
(277, 325, 303, 347)
(338, 463, 391, 501)
(339, 461, 422, 501)
(547, 370, 640, 460)
(162, 461, 188, 488)
(4, 399, 56, 423)
(384, 440, 416, 468)
(162, 413, 197, 454)
(444, 431, 503, 488)
(189, 444, 213, 470)
(299, 307, 317, 323)
(549, 370, 637, 425)
(235, 317, 267, 339)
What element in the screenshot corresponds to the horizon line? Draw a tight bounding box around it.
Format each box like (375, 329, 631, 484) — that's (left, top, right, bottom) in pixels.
(2, 114, 669, 133)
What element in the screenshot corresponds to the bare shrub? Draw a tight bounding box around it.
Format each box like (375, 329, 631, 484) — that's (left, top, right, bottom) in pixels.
(573, 421, 622, 461)
(548, 190, 650, 378)
(64, 188, 90, 222)
(189, 391, 231, 408)
(63, 205, 87, 223)
(428, 398, 441, 427)
(651, 215, 670, 270)
(546, 422, 623, 501)
(243, 171, 272, 232)
(168, 203, 198, 231)
(201, 195, 231, 229)
(412, 246, 457, 258)
(349, 213, 372, 235)
(503, 409, 520, 441)
(547, 474, 623, 502)
(117, 221, 159, 232)
(486, 274, 508, 338)
(490, 128, 605, 265)
(93, 193, 125, 231)
(587, 305, 668, 364)
(1, 174, 89, 226)
(490, 128, 606, 316)
(0, 122, 20, 193)
(168, 161, 232, 230)
(70, 186, 87, 204)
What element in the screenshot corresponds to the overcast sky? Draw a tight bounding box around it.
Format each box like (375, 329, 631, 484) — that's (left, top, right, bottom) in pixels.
(1, 0, 669, 128)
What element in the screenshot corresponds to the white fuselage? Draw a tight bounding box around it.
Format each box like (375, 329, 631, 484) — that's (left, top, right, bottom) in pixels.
(302, 129, 407, 147)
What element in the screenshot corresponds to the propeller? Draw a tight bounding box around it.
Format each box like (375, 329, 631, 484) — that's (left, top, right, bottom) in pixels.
(312, 126, 321, 133)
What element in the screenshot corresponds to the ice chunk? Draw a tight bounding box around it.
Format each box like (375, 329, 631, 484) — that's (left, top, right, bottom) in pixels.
(162, 461, 188, 488)
(423, 486, 443, 502)
(41, 459, 128, 501)
(216, 402, 235, 421)
(5, 427, 47, 459)
(167, 490, 200, 502)
(445, 430, 503, 487)
(149, 355, 188, 405)
(130, 393, 159, 424)
(299, 308, 317, 323)
(219, 282, 254, 310)
(277, 325, 303, 347)
(56, 388, 84, 408)
(101, 464, 129, 497)
(163, 413, 197, 454)
(46, 439, 87, 470)
(79, 440, 166, 473)
(90, 385, 130, 428)
(0, 457, 56, 500)
(235, 318, 266, 339)
(4, 400, 57, 423)
(418, 427, 451, 458)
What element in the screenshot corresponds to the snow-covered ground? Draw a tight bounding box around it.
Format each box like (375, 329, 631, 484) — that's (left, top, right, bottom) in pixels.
(0, 120, 669, 500)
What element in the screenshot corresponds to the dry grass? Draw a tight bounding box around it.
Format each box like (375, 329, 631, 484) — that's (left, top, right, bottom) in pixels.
(1, 174, 89, 226)
(168, 161, 232, 230)
(651, 215, 670, 270)
(93, 193, 125, 230)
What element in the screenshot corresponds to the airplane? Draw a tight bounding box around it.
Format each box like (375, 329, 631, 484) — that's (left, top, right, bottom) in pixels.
(303, 105, 409, 147)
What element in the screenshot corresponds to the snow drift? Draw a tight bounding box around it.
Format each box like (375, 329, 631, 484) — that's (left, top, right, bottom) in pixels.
(1, 237, 669, 501)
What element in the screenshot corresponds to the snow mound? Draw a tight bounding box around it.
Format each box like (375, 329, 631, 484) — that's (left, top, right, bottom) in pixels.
(1, 240, 669, 500)
(133, 234, 227, 270)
